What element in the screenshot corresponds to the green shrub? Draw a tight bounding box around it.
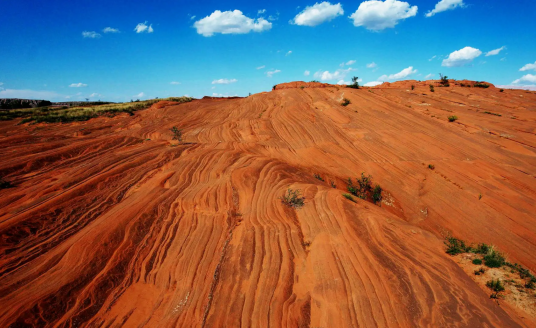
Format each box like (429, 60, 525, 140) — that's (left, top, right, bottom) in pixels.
(526, 280, 535, 289)
(411, 85, 415, 90)
(281, 188, 305, 209)
(439, 74, 450, 87)
(171, 126, 183, 143)
(372, 185, 382, 205)
(330, 180, 336, 188)
(448, 116, 458, 122)
(314, 173, 324, 181)
(500, 89, 504, 92)
(445, 236, 472, 255)
(428, 164, 435, 170)
(300, 86, 305, 89)
(474, 267, 486, 275)
(483, 248, 506, 268)
(473, 243, 491, 254)
(341, 98, 351, 106)
(472, 258, 483, 265)
(429, 85, 435, 92)
(347, 76, 360, 89)
(474, 82, 490, 88)
(486, 279, 505, 292)
(343, 193, 355, 202)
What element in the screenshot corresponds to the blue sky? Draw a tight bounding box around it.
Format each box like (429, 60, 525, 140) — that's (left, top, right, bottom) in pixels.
(1, 0, 535, 101)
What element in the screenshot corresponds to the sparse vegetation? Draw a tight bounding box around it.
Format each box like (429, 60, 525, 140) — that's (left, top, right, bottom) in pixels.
(341, 98, 351, 106)
(486, 279, 505, 292)
(444, 236, 472, 255)
(300, 86, 305, 89)
(483, 247, 506, 268)
(0, 97, 193, 124)
(347, 76, 360, 89)
(474, 82, 490, 88)
(474, 267, 486, 275)
(314, 173, 324, 181)
(280, 188, 305, 209)
(330, 180, 336, 188)
(429, 85, 435, 92)
(483, 111, 502, 117)
(472, 258, 483, 265)
(448, 115, 458, 122)
(439, 73, 450, 87)
(500, 89, 504, 92)
(411, 85, 415, 90)
(372, 185, 382, 204)
(171, 126, 183, 143)
(343, 193, 355, 202)
(428, 164, 435, 170)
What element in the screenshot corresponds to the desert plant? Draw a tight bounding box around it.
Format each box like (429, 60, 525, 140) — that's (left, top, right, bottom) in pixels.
(411, 85, 415, 90)
(300, 86, 305, 90)
(429, 85, 435, 92)
(472, 258, 483, 265)
(281, 188, 305, 209)
(474, 267, 486, 275)
(341, 98, 351, 106)
(445, 236, 472, 255)
(343, 193, 355, 202)
(483, 247, 506, 268)
(525, 280, 535, 289)
(330, 180, 336, 188)
(479, 193, 483, 200)
(428, 164, 435, 170)
(347, 76, 360, 89)
(372, 185, 382, 205)
(486, 279, 505, 292)
(171, 126, 183, 143)
(314, 173, 324, 181)
(500, 89, 504, 92)
(474, 82, 490, 88)
(448, 116, 458, 122)
(439, 73, 450, 87)
(347, 173, 373, 199)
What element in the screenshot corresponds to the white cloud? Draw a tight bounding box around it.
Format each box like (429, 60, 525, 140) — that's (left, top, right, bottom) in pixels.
(497, 85, 536, 91)
(103, 27, 120, 33)
(190, 15, 196, 20)
(366, 62, 377, 68)
(286, 51, 292, 56)
(89, 93, 100, 98)
(426, 0, 465, 17)
(428, 55, 437, 61)
(378, 66, 417, 81)
(258, 9, 266, 14)
(512, 74, 536, 84)
(194, 10, 272, 37)
(212, 78, 238, 84)
(0, 89, 60, 100)
(69, 83, 88, 88)
(0, 82, 3, 86)
(134, 22, 154, 34)
(442, 46, 482, 67)
(304, 70, 311, 76)
(520, 61, 536, 71)
(349, 0, 418, 31)
(364, 81, 382, 87)
(292, 2, 344, 26)
(268, 15, 279, 21)
(346, 60, 356, 66)
(257, 65, 266, 70)
(82, 31, 101, 38)
(267, 69, 281, 77)
(314, 67, 354, 81)
(170, 81, 181, 85)
(424, 73, 435, 79)
(485, 46, 506, 56)
(134, 92, 145, 98)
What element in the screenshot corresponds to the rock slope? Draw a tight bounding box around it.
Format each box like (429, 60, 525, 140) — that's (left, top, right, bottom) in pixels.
(1, 82, 535, 327)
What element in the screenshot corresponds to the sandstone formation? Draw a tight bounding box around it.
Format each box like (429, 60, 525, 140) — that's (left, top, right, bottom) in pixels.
(0, 82, 535, 327)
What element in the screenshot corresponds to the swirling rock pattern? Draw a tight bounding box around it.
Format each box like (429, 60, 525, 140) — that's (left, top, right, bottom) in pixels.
(1, 83, 535, 327)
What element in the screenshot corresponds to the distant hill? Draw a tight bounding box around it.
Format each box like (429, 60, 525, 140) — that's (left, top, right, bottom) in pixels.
(0, 98, 52, 109)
